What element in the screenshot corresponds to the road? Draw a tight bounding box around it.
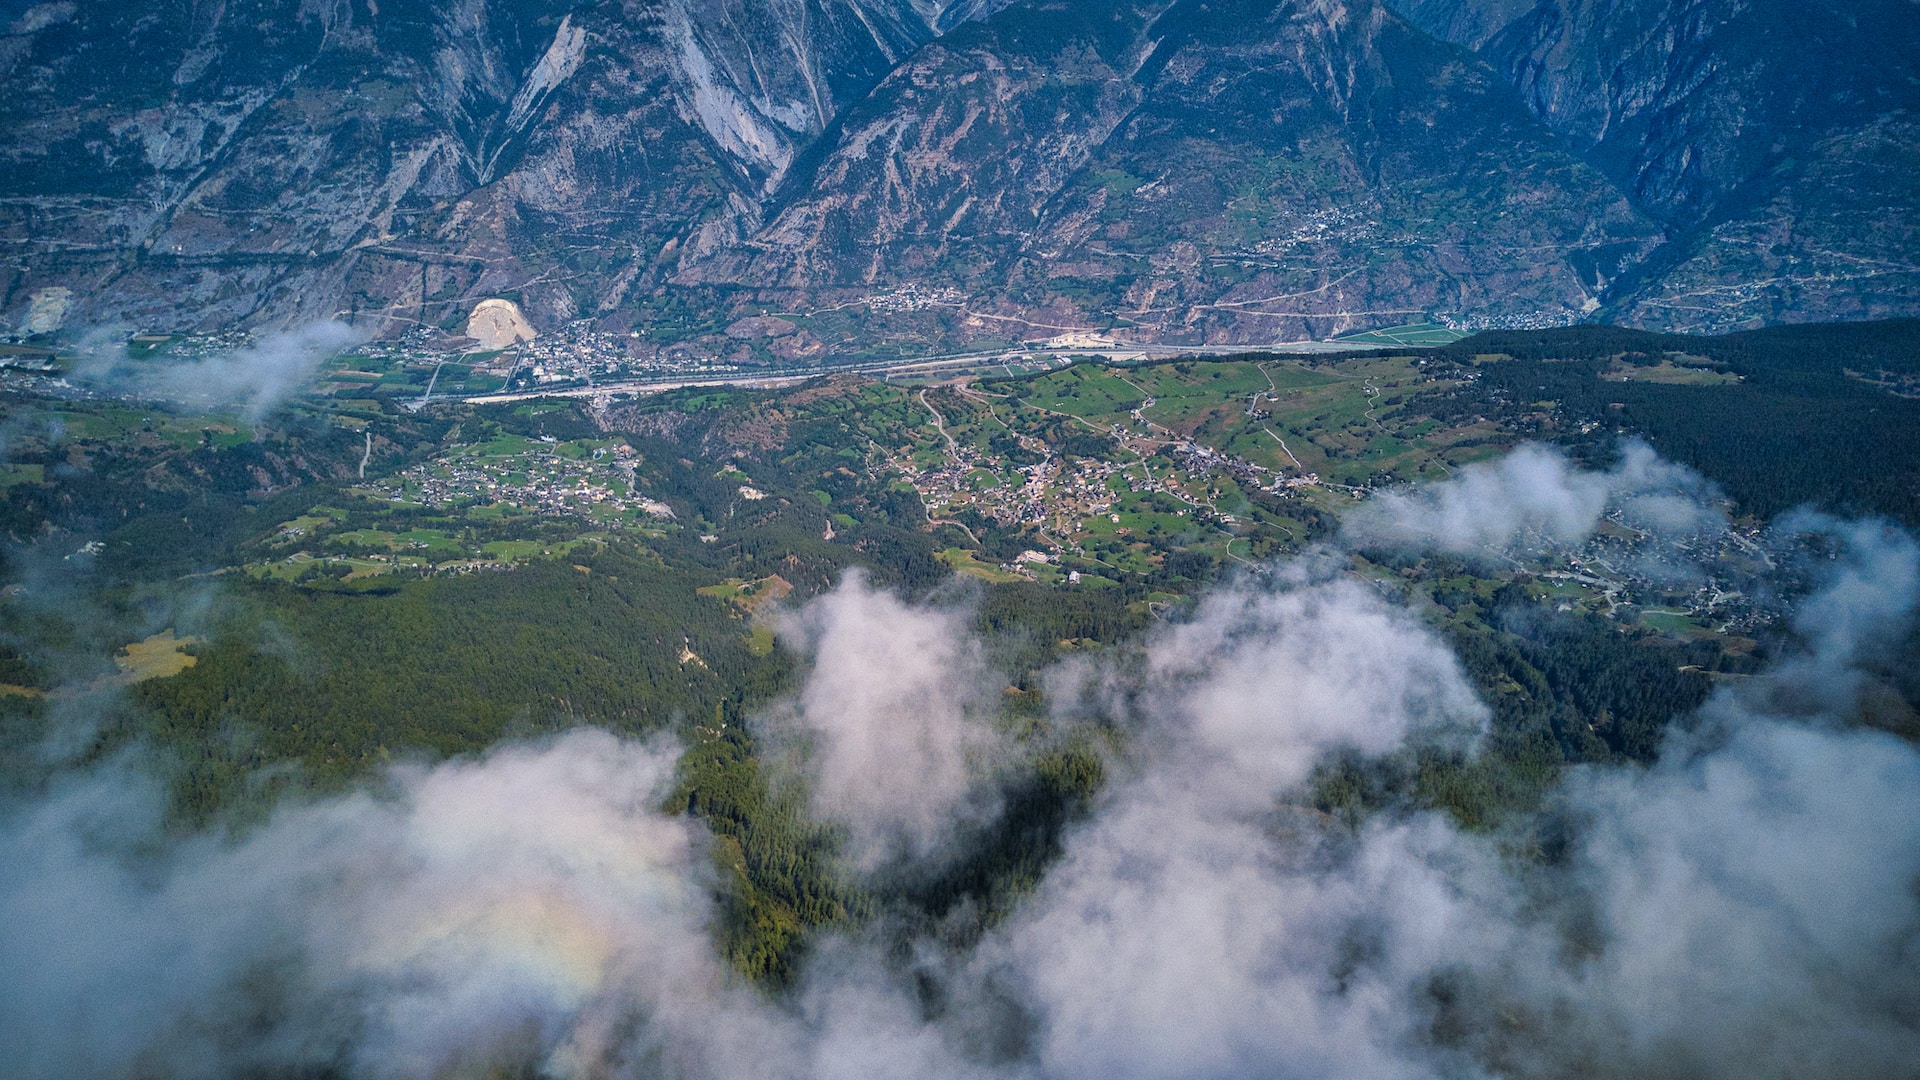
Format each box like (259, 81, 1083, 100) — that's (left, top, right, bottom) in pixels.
(457, 338, 1378, 406)
(918, 388, 961, 461)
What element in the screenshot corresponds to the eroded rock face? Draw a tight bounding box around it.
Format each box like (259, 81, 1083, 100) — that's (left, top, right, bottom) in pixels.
(465, 298, 537, 349)
(0, 0, 953, 335)
(22, 287, 72, 335)
(1385, 0, 1920, 331)
(686, 0, 1661, 343)
(725, 316, 800, 339)
(0, 0, 1913, 344)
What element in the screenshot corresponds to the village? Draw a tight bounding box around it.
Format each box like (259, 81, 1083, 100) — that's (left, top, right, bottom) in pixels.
(366, 436, 675, 526)
(352, 319, 744, 402)
(873, 378, 1317, 580)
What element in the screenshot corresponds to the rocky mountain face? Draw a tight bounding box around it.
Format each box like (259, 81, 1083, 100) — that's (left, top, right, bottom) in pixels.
(687, 0, 1658, 344)
(1387, 0, 1920, 330)
(1, 0, 1914, 348)
(0, 0, 953, 332)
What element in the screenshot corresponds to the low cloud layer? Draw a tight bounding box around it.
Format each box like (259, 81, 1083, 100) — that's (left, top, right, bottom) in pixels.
(1531, 719, 1920, 1077)
(767, 571, 1002, 870)
(987, 569, 1493, 1080)
(977, 509, 1920, 1080)
(3, 446, 1917, 1078)
(1486, 515, 1920, 1078)
(0, 733, 743, 1079)
(69, 321, 361, 420)
(1345, 441, 1725, 553)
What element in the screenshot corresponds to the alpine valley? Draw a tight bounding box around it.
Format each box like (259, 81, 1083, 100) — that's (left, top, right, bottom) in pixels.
(4, 4, 1920, 1080)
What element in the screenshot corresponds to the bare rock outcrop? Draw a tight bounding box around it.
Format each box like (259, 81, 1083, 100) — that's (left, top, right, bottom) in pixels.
(464, 298, 538, 350)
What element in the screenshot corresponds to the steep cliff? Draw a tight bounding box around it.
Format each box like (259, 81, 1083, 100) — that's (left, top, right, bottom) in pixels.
(691, 0, 1658, 343)
(0, 0, 952, 333)
(1386, 0, 1920, 330)
(1, 0, 1913, 344)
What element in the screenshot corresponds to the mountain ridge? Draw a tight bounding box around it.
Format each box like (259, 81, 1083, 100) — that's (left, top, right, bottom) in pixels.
(2, 0, 1914, 345)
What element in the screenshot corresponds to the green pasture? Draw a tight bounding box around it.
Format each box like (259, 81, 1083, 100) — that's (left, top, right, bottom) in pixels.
(1334, 322, 1469, 347)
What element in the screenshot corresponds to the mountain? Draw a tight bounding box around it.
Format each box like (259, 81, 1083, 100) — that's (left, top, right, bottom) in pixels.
(1, 0, 1915, 345)
(0, 0, 957, 331)
(1387, 0, 1920, 331)
(683, 0, 1659, 344)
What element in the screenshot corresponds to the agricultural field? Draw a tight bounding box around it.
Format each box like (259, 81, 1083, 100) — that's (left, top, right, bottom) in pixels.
(113, 629, 200, 682)
(1333, 322, 1472, 347)
(0, 331, 1803, 651)
(982, 353, 1500, 490)
(7, 323, 1904, 698)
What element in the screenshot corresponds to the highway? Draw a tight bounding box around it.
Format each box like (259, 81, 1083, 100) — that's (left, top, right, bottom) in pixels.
(458, 338, 1378, 406)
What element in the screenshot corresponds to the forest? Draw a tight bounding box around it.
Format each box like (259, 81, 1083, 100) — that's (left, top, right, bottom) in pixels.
(2, 319, 1917, 983)
(1425, 320, 1920, 524)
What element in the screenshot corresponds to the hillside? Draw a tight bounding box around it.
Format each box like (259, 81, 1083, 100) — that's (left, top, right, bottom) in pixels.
(3, 0, 1915, 348)
(2, 318, 1917, 1074)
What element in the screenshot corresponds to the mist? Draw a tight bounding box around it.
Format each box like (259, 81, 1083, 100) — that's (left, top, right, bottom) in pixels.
(0, 732, 769, 1079)
(967, 494, 1920, 1079)
(2, 445, 1916, 1078)
(1344, 440, 1726, 553)
(979, 565, 1495, 1080)
(1472, 514, 1920, 1078)
(67, 322, 362, 421)
(763, 570, 1004, 871)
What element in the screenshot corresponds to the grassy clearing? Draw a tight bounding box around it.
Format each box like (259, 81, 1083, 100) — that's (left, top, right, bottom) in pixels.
(0, 400, 251, 451)
(474, 433, 540, 457)
(1601, 359, 1742, 385)
(329, 529, 397, 548)
(744, 624, 777, 657)
(1022, 364, 1148, 424)
(115, 629, 199, 681)
(393, 529, 465, 554)
(248, 554, 406, 582)
(698, 575, 794, 614)
(937, 547, 1027, 583)
(1334, 322, 1470, 347)
(1162, 354, 1485, 484)
(481, 539, 547, 560)
(1637, 610, 1714, 637)
(0, 463, 46, 488)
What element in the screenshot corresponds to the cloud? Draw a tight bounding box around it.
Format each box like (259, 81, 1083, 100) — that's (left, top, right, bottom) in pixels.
(69, 322, 361, 420)
(1767, 513, 1920, 696)
(966, 509, 1920, 1080)
(766, 570, 1004, 870)
(3, 445, 1916, 1079)
(1524, 719, 1920, 1078)
(0, 732, 755, 1080)
(1134, 563, 1487, 796)
(1483, 518, 1920, 1078)
(1345, 441, 1724, 553)
(971, 566, 1495, 1080)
